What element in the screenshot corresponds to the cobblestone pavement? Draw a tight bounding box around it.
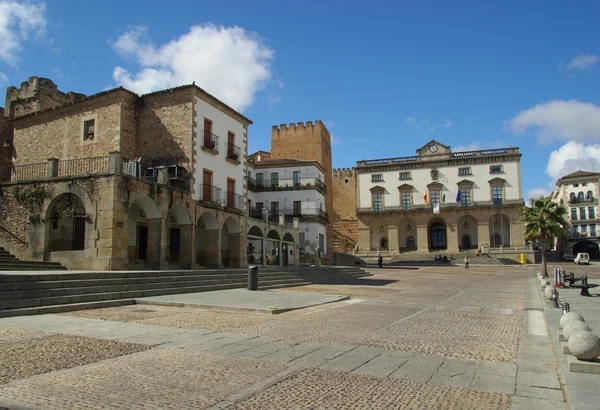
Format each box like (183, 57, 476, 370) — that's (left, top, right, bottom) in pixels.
(0, 265, 572, 409)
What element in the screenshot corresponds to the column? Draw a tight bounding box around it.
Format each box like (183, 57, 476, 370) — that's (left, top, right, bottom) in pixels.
(108, 151, 122, 175)
(206, 229, 221, 268)
(357, 220, 370, 252)
(228, 232, 242, 268)
(510, 221, 525, 248)
(146, 219, 162, 269)
(279, 240, 283, 267)
(159, 218, 169, 269)
(46, 158, 59, 177)
(179, 224, 193, 268)
(416, 225, 429, 253)
(446, 223, 460, 253)
(477, 221, 490, 249)
(261, 238, 266, 267)
(388, 225, 399, 256)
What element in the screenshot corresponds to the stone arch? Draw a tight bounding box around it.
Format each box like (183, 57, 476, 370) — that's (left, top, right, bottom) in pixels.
(398, 218, 417, 252)
(167, 204, 192, 225)
(165, 204, 193, 267)
(196, 211, 219, 267)
(223, 216, 241, 234)
(221, 217, 242, 267)
(45, 193, 88, 252)
(578, 191, 584, 201)
(127, 196, 161, 266)
(248, 226, 264, 237)
(457, 215, 478, 250)
(489, 213, 511, 247)
(570, 192, 576, 201)
(587, 190, 594, 200)
(265, 230, 281, 266)
(283, 233, 295, 243)
(573, 240, 600, 259)
(428, 218, 447, 250)
(43, 183, 94, 221)
(267, 230, 280, 240)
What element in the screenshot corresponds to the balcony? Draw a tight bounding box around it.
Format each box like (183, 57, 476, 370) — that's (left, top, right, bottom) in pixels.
(201, 131, 219, 154)
(247, 176, 257, 192)
(225, 192, 244, 212)
(248, 206, 263, 220)
(253, 177, 327, 195)
(198, 184, 222, 207)
(226, 142, 241, 164)
(569, 197, 598, 205)
(568, 231, 598, 240)
(250, 207, 329, 224)
(356, 199, 524, 214)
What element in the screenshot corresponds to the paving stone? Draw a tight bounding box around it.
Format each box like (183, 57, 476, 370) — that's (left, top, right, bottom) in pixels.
(319, 356, 371, 373)
(352, 355, 409, 378)
(516, 371, 561, 390)
(510, 396, 568, 410)
(470, 374, 516, 395)
(428, 358, 479, 388)
(389, 355, 445, 383)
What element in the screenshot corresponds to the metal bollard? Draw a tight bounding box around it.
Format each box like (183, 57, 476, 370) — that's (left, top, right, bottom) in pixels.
(248, 266, 258, 291)
(561, 302, 570, 315)
(551, 288, 559, 308)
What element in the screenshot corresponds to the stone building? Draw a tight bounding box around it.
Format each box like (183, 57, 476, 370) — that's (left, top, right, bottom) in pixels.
(550, 170, 600, 258)
(0, 76, 298, 270)
(348, 140, 525, 255)
(332, 167, 358, 253)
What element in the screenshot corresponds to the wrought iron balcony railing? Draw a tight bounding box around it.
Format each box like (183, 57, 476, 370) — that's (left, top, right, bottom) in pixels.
(225, 192, 244, 212)
(227, 142, 241, 162)
(202, 131, 219, 153)
(199, 184, 221, 206)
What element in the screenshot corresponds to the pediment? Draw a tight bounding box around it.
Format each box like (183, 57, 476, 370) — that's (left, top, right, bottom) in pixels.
(398, 184, 414, 191)
(488, 177, 506, 184)
(426, 181, 444, 189)
(416, 140, 451, 156)
(457, 179, 474, 186)
(370, 185, 385, 192)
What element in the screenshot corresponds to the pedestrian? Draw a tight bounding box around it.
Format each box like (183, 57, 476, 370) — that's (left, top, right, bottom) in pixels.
(464, 255, 470, 269)
(377, 255, 383, 268)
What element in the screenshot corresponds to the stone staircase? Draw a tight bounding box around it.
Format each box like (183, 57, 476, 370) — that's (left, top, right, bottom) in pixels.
(365, 250, 506, 266)
(0, 247, 67, 271)
(0, 266, 371, 318)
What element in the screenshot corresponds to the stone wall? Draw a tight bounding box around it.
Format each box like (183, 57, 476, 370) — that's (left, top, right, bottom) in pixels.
(136, 90, 193, 167)
(11, 100, 126, 165)
(333, 219, 358, 253)
(0, 109, 11, 167)
(271, 121, 334, 252)
(332, 168, 357, 220)
(332, 251, 366, 266)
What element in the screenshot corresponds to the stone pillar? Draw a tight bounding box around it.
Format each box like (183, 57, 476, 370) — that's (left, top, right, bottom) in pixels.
(261, 238, 266, 267)
(229, 232, 242, 268)
(46, 158, 58, 177)
(477, 222, 490, 249)
(262, 208, 268, 222)
(293, 217, 299, 229)
(446, 223, 460, 253)
(146, 219, 162, 269)
(179, 224, 193, 268)
(279, 214, 285, 227)
(510, 221, 525, 248)
(388, 225, 399, 255)
(159, 218, 169, 269)
(357, 220, 370, 251)
(206, 229, 220, 268)
(108, 151, 122, 175)
(417, 225, 429, 253)
(279, 241, 283, 267)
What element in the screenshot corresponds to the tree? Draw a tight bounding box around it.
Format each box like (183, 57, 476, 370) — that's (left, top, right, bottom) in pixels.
(520, 196, 567, 277)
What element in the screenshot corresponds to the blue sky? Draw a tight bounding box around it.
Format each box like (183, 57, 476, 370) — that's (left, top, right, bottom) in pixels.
(2, 1, 600, 201)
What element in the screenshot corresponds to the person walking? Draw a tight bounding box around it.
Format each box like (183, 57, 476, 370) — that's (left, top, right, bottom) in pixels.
(464, 255, 470, 269)
(377, 255, 383, 268)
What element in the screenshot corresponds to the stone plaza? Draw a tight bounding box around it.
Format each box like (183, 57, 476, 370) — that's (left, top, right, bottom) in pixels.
(2, 263, 596, 409)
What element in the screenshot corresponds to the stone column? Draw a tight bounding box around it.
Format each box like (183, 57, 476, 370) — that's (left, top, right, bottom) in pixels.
(357, 220, 370, 252)
(228, 232, 242, 268)
(279, 240, 283, 267)
(108, 151, 122, 175)
(477, 221, 490, 249)
(388, 225, 399, 255)
(159, 218, 169, 269)
(146, 219, 162, 269)
(261, 238, 266, 267)
(446, 223, 460, 253)
(206, 229, 220, 268)
(179, 224, 193, 268)
(46, 158, 58, 178)
(510, 221, 525, 248)
(416, 225, 429, 253)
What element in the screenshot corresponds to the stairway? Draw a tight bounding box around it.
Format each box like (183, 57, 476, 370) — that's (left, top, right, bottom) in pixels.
(0, 266, 371, 318)
(0, 247, 67, 271)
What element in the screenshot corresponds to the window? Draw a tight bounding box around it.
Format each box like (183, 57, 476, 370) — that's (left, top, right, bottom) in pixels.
(399, 172, 411, 180)
(492, 186, 503, 205)
(578, 192, 584, 201)
(571, 208, 577, 220)
(460, 187, 471, 207)
(299, 232, 305, 250)
(570, 193, 576, 202)
(83, 119, 95, 141)
(271, 172, 279, 186)
(407, 237, 415, 248)
(256, 173, 263, 186)
(256, 202, 264, 213)
(587, 190, 594, 200)
(458, 167, 471, 176)
(401, 191, 412, 210)
(293, 171, 301, 186)
(573, 183, 579, 187)
(293, 201, 302, 216)
(572, 226, 578, 236)
(373, 193, 383, 211)
(372, 174, 383, 182)
(490, 165, 502, 173)
(582, 224, 587, 234)
(589, 207, 595, 219)
(591, 225, 597, 236)
(271, 201, 279, 215)
(430, 190, 441, 206)
(580, 208, 586, 220)
(582, 182, 588, 187)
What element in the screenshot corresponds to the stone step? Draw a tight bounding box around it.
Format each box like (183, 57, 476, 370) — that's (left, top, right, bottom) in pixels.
(0, 299, 136, 318)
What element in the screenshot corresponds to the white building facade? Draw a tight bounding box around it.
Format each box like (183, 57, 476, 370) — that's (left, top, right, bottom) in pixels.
(550, 170, 600, 259)
(356, 140, 525, 254)
(246, 159, 328, 265)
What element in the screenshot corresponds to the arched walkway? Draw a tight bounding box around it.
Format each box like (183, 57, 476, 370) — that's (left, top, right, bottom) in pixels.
(266, 230, 281, 266)
(166, 204, 192, 267)
(247, 226, 264, 265)
(573, 240, 600, 259)
(399, 218, 417, 252)
(196, 211, 219, 268)
(457, 215, 478, 250)
(489, 213, 511, 247)
(46, 193, 87, 252)
(127, 196, 161, 267)
(282, 233, 295, 267)
(221, 217, 241, 267)
(428, 220, 447, 250)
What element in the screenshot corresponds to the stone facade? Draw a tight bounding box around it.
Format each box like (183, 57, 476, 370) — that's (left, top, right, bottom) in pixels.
(332, 168, 358, 253)
(0, 108, 10, 167)
(270, 121, 334, 252)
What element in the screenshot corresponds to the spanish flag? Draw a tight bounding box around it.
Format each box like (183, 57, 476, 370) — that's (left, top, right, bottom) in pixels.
(423, 191, 428, 204)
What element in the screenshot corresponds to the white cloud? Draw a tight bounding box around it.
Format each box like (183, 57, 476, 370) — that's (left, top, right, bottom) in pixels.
(0, 0, 47, 65)
(111, 24, 275, 111)
(566, 54, 599, 71)
(546, 141, 600, 181)
(330, 133, 340, 144)
(526, 188, 550, 205)
(405, 117, 452, 134)
(505, 100, 600, 144)
(0, 71, 7, 85)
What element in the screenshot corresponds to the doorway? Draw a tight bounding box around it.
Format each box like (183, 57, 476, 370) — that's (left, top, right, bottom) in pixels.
(138, 226, 148, 260)
(462, 234, 471, 250)
(169, 228, 180, 262)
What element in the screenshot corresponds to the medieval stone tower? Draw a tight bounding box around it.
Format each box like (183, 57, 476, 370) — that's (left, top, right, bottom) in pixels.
(271, 120, 334, 251)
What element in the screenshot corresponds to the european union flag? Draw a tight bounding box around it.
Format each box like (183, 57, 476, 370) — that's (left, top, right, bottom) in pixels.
(456, 190, 461, 202)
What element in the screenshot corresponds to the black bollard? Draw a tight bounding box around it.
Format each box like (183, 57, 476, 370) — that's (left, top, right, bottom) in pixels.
(581, 274, 590, 297)
(248, 266, 258, 291)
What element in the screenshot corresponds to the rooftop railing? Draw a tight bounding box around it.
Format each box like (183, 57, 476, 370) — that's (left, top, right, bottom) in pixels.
(357, 147, 519, 167)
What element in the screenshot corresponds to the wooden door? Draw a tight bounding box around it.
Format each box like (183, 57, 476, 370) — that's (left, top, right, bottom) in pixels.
(203, 119, 212, 147)
(227, 179, 235, 208)
(203, 170, 212, 201)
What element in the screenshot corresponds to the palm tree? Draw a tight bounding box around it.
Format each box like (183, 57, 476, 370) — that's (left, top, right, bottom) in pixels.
(520, 195, 567, 277)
